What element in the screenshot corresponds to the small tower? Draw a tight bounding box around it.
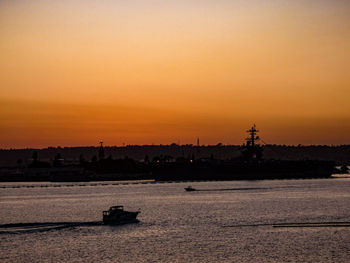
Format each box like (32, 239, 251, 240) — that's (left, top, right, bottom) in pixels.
(98, 141, 105, 160)
(196, 137, 200, 157)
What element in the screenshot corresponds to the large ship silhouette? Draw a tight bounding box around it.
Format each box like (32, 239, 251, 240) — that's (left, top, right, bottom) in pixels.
(152, 125, 335, 181)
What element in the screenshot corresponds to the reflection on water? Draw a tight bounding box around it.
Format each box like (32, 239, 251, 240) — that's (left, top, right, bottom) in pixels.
(1, 178, 350, 262)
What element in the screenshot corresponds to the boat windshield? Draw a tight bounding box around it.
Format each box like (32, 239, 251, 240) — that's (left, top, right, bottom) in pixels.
(110, 206, 124, 210)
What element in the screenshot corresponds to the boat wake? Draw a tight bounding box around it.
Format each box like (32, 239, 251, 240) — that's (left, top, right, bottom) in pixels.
(185, 186, 302, 192)
(0, 221, 103, 234)
(222, 221, 350, 228)
(187, 187, 269, 192)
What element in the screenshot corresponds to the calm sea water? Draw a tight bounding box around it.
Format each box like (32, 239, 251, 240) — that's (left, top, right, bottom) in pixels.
(1, 178, 350, 262)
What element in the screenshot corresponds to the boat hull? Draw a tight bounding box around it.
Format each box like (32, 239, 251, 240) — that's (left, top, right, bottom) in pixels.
(103, 211, 140, 225)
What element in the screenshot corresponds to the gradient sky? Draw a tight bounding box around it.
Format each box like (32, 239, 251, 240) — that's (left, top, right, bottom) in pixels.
(1, 0, 350, 148)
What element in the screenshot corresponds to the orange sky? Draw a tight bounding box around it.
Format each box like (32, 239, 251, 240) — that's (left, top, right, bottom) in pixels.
(1, 0, 350, 148)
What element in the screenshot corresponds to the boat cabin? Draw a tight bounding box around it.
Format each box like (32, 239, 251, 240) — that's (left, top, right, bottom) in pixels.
(103, 206, 124, 216)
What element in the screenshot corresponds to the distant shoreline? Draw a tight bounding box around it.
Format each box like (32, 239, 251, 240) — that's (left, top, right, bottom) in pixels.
(1, 144, 350, 167)
(1, 175, 347, 186)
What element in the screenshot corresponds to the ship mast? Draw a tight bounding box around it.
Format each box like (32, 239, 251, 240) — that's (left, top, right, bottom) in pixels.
(242, 124, 263, 161)
(246, 124, 259, 147)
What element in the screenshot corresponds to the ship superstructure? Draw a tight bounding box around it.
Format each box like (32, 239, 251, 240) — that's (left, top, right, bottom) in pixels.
(241, 124, 263, 161)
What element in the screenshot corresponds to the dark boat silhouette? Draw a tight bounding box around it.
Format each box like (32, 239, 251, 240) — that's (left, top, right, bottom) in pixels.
(153, 125, 335, 181)
(103, 206, 140, 225)
(185, 186, 196, 191)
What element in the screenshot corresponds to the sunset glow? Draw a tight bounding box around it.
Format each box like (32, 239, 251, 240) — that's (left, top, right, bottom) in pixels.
(1, 0, 350, 148)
